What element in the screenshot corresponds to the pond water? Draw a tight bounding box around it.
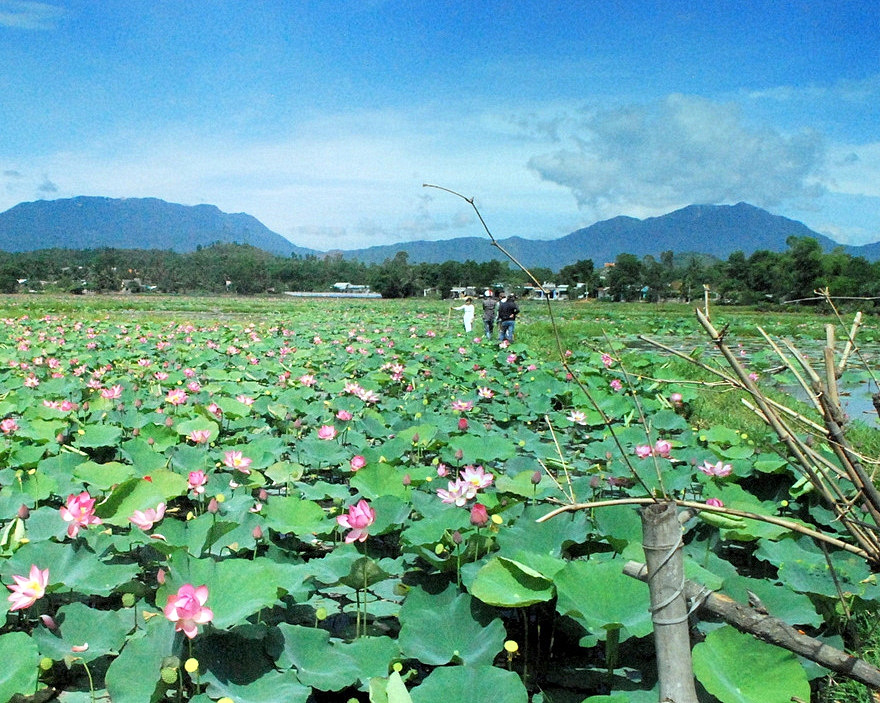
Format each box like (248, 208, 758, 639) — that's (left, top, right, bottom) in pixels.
(626, 334, 880, 428)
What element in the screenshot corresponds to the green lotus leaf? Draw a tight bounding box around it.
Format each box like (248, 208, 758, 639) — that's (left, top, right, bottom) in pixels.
(409, 665, 528, 703)
(554, 558, 652, 642)
(5, 540, 140, 597)
(262, 496, 328, 536)
(119, 437, 170, 474)
(74, 423, 123, 448)
(276, 625, 359, 691)
(32, 602, 130, 663)
(0, 632, 39, 702)
(469, 557, 555, 607)
(693, 626, 809, 703)
(369, 671, 414, 703)
(398, 585, 505, 666)
(73, 460, 135, 490)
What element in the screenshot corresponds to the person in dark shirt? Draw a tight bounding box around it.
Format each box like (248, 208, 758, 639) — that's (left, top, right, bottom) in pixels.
(481, 291, 498, 339)
(497, 294, 519, 342)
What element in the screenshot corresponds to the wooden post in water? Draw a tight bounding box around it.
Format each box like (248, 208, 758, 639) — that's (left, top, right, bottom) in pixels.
(641, 502, 698, 703)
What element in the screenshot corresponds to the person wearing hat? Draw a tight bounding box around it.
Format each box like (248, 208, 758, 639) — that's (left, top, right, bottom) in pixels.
(481, 290, 498, 339)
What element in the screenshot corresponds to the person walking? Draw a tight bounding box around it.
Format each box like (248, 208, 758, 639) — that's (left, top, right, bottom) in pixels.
(481, 291, 498, 339)
(451, 297, 475, 333)
(497, 293, 519, 342)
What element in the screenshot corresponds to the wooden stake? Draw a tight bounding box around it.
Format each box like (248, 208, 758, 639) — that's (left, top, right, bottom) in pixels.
(640, 502, 699, 703)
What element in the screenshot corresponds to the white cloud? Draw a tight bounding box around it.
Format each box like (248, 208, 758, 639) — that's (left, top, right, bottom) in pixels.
(526, 95, 826, 221)
(0, 0, 64, 29)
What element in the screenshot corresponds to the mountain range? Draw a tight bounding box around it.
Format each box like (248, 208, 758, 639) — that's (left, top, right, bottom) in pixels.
(1, 196, 878, 267)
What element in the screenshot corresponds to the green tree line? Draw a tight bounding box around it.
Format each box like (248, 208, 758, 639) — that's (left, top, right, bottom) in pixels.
(0, 236, 876, 304)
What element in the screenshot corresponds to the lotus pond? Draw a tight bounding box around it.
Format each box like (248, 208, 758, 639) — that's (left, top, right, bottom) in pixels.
(0, 295, 876, 703)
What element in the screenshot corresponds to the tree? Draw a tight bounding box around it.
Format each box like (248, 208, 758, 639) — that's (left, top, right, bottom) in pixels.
(558, 259, 596, 295)
(785, 236, 824, 302)
(370, 251, 417, 298)
(607, 253, 643, 302)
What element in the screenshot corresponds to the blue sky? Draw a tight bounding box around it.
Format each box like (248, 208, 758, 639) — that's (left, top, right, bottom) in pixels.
(1, 1, 878, 251)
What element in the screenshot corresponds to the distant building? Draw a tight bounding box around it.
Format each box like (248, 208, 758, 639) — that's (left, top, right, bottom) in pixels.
(449, 286, 478, 299)
(332, 282, 372, 293)
(522, 282, 569, 300)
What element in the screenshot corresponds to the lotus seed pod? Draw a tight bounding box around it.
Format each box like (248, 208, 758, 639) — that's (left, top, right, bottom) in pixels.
(160, 667, 178, 684)
(184, 658, 199, 674)
(121, 593, 136, 607)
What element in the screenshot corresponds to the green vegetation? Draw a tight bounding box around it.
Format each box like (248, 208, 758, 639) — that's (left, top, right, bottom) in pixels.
(1, 235, 879, 305)
(0, 295, 876, 702)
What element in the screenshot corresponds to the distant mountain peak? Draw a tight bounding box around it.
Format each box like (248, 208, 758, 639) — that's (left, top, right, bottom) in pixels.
(0, 197, 874, 266)
(0, 197, 316, 257)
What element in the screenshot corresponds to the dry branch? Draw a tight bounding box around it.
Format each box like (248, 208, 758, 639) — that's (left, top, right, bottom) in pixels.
(623, 560, 880, 690)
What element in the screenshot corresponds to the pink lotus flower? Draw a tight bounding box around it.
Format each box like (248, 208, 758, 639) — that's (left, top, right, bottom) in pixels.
(477, 387, 494, 399)
(187, 381, 202, 393)
(356, 388, 380, 403)
(437, 479, 470, 507)
(336, 499, 376, 543)
(699, 460, 733, 477)
(460, 465, 494, 495)
(669, 392, 683, 406)
(350, 455, 366, 471)
(609, 379, 623, 392)
(60, 491, 102, 538)
(299, 374, 316, 387)
(0, 417, 18, 434)
(506, 354, 517, 364)
(705, 498, 724, 508)
(236, 394, 254, 406)
(653, 439, 672, 458)
(164, 584, 213, 639)
(601, 353, 614, 368)
(336, 409, 353, 421)
(224, 450, 252, 473)
(187, 470, 208, 494)
(635, 445, 653, 459)
(188, 429, 212, 444)
(458, 417, 469, 431)
(129, 503, 166, 531)
(207, 403, 222, 418)
(7, 564, 49, 611)
(451, 399, 474, 412)
(101, 385, 123, 399)
(154, 371, 169, 382)
(165, 389, 187, 406)
(568, 410, 587, 425)
(317, 425, 337, 440)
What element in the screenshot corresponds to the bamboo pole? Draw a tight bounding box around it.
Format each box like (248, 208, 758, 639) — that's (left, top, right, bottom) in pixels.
(640, 502, 699, 703)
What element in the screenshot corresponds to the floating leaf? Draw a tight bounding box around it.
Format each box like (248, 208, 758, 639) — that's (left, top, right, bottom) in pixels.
(470, 557, 555, 607)
(693, 626, 809, 703)
(398, 586, 505, 666)
(0, 632, 38, 702)
(409, 665, 528, 703)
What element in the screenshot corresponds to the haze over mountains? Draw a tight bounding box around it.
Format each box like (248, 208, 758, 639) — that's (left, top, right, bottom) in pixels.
(1, 196, 878, 268)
